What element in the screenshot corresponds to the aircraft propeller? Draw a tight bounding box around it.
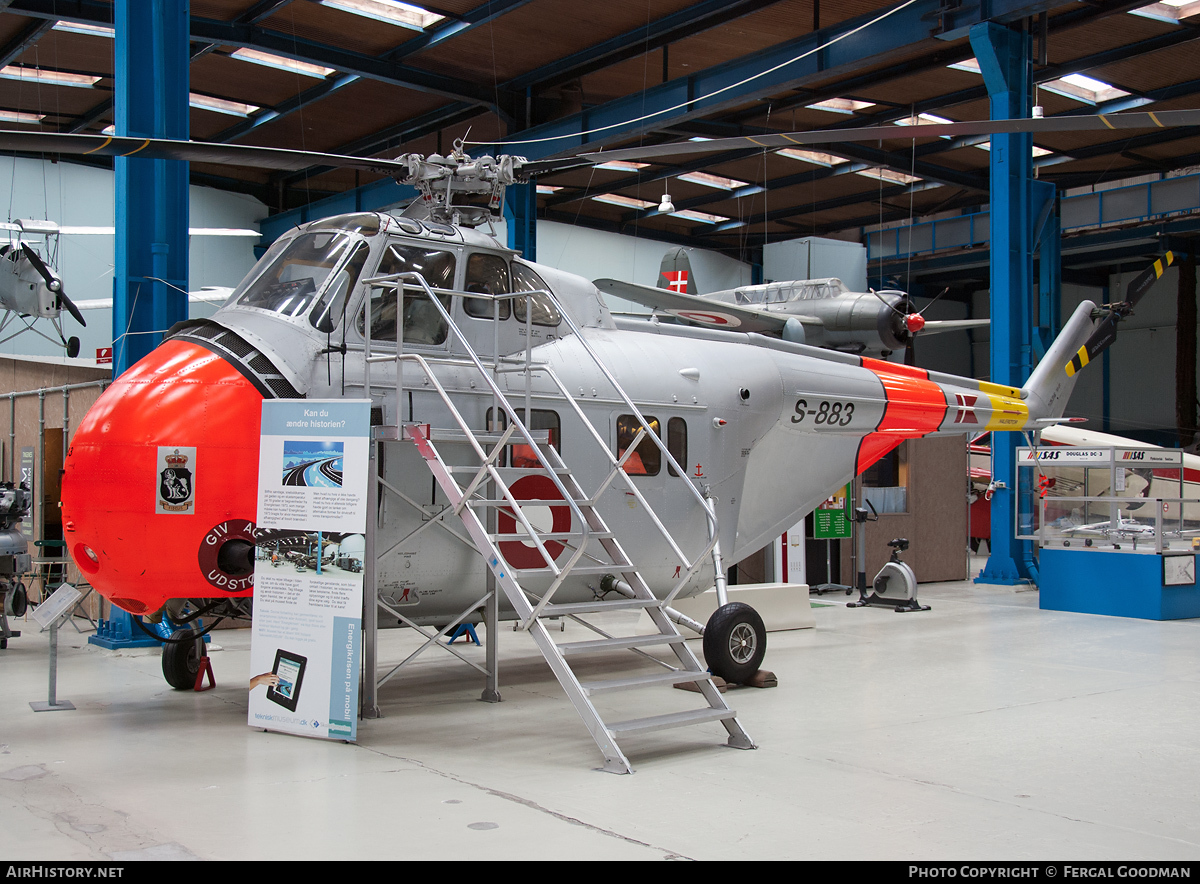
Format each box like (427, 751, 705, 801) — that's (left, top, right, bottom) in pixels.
(1065, 251, 1175, 377)
(16, 243, 86, 328)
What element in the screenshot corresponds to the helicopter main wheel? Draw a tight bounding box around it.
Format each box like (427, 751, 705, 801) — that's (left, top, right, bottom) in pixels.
(702, 602, 766, 684)
(162, 629, 204, 690)
(4, 581, 26, 617)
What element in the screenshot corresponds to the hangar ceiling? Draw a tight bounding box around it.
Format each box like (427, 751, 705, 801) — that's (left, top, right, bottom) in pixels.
(0, 0, 1198, 271)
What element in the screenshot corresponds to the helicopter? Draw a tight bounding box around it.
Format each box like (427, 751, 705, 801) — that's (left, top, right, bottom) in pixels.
(0, 108, 1190, 768)
(597, 246, 988, 359)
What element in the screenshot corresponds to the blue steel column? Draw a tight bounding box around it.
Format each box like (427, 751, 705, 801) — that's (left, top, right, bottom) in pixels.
(113, 0, 190, 376)
(92, 1, 190, 649)
(505, 181, 537, 261)
(971, 21, 1038, 585)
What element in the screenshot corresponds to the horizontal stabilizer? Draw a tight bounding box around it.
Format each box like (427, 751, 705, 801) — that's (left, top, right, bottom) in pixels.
(595, 278, 791, 335)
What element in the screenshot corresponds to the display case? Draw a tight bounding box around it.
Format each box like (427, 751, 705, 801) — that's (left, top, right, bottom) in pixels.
(1015, 446, 1186, 543)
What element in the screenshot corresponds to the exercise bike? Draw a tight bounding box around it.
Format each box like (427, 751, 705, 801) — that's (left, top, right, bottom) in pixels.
(846, 501, 930, 613)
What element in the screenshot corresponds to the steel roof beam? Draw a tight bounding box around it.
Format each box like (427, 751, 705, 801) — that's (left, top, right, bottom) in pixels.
(494, 0, 1079, 162)
(0, 16, 51, 67)
(209, 0, 532, 148)
(4, 0, 513, 111)
(506, 0, 787, 91)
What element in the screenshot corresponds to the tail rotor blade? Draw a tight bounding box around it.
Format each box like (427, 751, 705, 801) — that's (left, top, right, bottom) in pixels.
(1064, 250, 1175, 376)
(1124, 250, 1175, 309)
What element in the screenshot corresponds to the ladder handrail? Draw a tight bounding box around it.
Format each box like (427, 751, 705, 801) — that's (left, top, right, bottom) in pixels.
(360, 271, 718, 598)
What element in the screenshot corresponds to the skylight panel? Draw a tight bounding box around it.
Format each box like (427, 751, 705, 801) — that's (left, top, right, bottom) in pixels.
(975, 143, 1055, 158)
(189, 93, 261, 117)
(592, 194, 655, 209)
(947, 58, 981, 74)
(806, 98, 874, 115)
(1041, 74, 1130, 105)
(52, 21, 114, 38)
(778, 148, 848, 167)
(0, 65, 100, 88)
(1129, 1, 1200, 23)
(677, 171, 749, 190)
(231, 48, 335, 79)
(0, 110, 45, 123)
(536, 185, 562, 194)
(670, 209, 730, 223)
(595, 160, 649, 172)
(895, 113, 953, 126)
(319, 0, 446, 30)
(856, 168, 922, 185)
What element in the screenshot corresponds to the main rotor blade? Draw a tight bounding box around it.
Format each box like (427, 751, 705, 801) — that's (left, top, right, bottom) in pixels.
(0, 131, 410, 176)
(580, 109, 1200, 164)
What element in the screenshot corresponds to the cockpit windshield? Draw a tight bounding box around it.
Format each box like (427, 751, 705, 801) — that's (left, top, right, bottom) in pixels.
(236, 230, 366, 319)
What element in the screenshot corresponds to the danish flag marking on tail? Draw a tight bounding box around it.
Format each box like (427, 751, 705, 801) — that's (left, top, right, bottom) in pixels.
(663, 270, 689, 292)
(953, 394, 979, 424)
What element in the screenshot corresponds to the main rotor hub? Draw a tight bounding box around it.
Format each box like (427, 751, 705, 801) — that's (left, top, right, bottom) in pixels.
(395, 151, 528, 227)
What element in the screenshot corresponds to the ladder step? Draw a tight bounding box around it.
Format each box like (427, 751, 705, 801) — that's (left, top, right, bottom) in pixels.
(582, 669, 711, 695)
(426, 428, 552, 445)
(488, 530, 615, 541)
(512, 563, 631, 576)
(541, 598, 660, 616)
(607, 707, 739, 736)
(558, 633, 688, 655)
(447, 465, 572, 475)
(468, 498, 595, 507)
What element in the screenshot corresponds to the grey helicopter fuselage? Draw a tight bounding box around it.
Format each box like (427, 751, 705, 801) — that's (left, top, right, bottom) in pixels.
(156, 210, 1079, 627)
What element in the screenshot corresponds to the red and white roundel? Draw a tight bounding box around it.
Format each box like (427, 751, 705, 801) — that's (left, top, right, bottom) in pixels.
(497, 475, 571, 569)
(669, 309, 742, 328)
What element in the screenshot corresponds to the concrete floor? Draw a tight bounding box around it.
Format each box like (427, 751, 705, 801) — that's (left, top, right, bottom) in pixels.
(2, 572, 1200, 861)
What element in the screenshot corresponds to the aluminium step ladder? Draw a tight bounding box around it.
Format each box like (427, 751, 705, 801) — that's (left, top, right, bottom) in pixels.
(362, 271, 754, 773)
(404, 420, 753, 774)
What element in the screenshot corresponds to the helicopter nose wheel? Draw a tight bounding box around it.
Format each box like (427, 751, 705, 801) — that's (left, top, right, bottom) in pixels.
(162, 627, 206, 690)
(702, 602, 766, 684)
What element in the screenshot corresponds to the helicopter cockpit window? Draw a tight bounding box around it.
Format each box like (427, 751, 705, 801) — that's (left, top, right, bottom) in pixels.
(463, 253, 511, 320)
(237, 231, 362, 318)
(309, 241, 370, 333)
(356, 243, 455, 345)
(306, 212, 382, 236)
(512, 263, 562, 328)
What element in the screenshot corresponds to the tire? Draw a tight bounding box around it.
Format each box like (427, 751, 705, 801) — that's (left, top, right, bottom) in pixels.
(7, 583, 26, 618)
(162, 629, 203, 690)
(703, 602, 766, 684)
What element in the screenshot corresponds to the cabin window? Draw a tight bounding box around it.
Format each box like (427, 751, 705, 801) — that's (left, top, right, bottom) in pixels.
(309, 241, 370, 333)
(616, 415, 661, 476)
(667, 417, 687, 477)
(464, 253, 511, 319)
(512, 264, 562, 328)
(356, 243, 455, 345)
(237, 231, 364, 318)
(486, 408, 560, 467)
(862, 441, 909, 514)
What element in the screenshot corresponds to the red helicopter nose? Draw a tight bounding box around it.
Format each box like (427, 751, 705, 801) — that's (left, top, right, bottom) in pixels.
(905, 313, 926, 334)
(61, 340, 263, 615)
